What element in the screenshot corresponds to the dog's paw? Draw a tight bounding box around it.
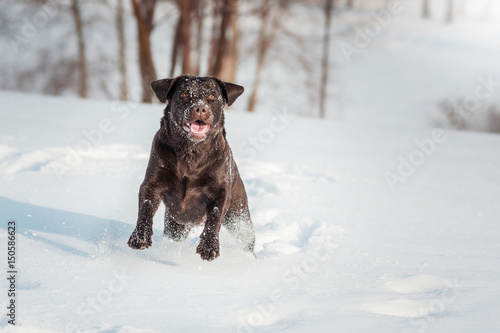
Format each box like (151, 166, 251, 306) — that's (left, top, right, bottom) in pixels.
(127, 228, 152, 250)
(196, 235, 220, 261)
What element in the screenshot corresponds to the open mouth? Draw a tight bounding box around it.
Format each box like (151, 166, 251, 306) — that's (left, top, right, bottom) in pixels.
(182, 120, 211, 138)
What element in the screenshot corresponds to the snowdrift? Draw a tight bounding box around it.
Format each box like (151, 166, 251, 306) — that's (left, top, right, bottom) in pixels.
(0, 91, 499, 332)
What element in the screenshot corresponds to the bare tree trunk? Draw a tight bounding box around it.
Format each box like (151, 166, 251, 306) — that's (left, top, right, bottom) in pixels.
(319, 0, 333, 119)
(422, 0, 430, 18)
(70, 0, 88, 98)
(117, 0, 128, 101)
(169, 16, 182, 77)
(247, 0, 272, 112)
(445, 0, 454, 23)
(194, 0, 205, 76)
(219, 0, 238, 82)
(131, 0, 157, 103)
(179, 0, 192, 74)
(207, 1, 221, 75)
(212, 0, 236, 78)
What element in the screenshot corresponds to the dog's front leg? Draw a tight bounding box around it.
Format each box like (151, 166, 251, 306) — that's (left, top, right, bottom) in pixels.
(128, 182, 162, 250)
(196, 189, 229, 261)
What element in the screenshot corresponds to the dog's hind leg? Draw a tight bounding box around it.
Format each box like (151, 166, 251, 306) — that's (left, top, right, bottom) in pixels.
(164, 210, 191, 241)
(223, 207, 255, 254)
(223, 173, 256, 253)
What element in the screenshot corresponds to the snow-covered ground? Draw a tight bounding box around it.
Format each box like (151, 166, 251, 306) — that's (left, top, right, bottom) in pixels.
(0, 89, 499, 332)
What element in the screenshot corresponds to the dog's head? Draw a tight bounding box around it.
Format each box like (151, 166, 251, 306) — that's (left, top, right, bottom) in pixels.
(151, 75, 244, 143)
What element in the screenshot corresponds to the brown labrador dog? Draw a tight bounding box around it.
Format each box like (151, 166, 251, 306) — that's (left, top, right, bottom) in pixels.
(128, 75, 255, 261)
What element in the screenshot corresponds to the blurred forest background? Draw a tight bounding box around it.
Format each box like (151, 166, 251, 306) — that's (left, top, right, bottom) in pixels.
(0, 0, 499, 127)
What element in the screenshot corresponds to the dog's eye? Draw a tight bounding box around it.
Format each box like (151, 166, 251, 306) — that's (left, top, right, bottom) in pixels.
(208, 94, 216, 101)
(180, 92, 188, 98)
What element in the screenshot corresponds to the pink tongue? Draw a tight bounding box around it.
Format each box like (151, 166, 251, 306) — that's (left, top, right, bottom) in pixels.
(191, 121, 207, 134)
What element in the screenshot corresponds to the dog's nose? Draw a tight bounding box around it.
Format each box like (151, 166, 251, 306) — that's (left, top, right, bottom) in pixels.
(193, 106, 208, 117)
(194, 106, 207, 115)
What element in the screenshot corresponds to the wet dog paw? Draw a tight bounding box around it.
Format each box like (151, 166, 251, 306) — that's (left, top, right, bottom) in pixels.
(196, 235, 220, 261)
(127, 228, 152, 250)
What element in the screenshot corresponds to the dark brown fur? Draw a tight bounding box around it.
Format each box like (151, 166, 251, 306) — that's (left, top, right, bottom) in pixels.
(128, 75, 255, 261)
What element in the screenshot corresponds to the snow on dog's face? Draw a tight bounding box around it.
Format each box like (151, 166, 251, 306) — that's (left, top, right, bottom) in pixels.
(151, 75, 244, 143)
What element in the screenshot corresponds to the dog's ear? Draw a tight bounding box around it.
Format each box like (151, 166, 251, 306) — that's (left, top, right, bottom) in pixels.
(151, 78, 178, 103)
(216, 79, 244, 106)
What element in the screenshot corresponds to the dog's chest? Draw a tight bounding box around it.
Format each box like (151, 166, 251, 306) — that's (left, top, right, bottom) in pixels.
(175, 149, 206, 176)
(160, 144, 227, 224)
(163, 176, 211, 225)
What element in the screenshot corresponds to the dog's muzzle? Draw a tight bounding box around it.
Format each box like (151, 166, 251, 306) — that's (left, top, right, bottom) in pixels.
(182, 104, 212, 140)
